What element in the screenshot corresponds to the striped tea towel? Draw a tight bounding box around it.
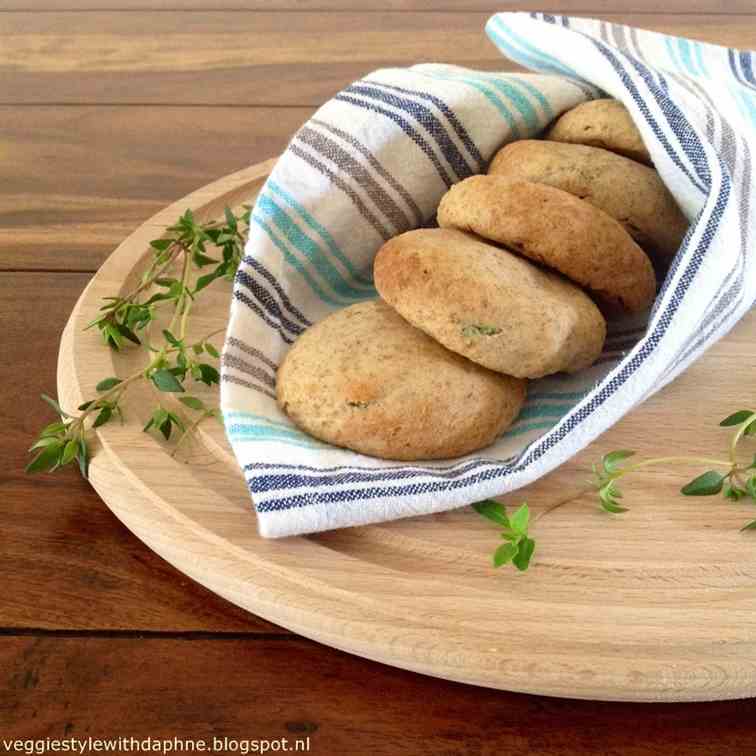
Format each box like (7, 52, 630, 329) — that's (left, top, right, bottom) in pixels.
(221, 13, 756, 538)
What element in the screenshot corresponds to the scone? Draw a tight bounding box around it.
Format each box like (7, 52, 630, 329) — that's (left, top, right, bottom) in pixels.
(276, 299, 527, 461)
(437, 175, 656, 313)
(546, 98, 651, 165)
(488, 140, 687, 262)
(373, 228, 606, 379)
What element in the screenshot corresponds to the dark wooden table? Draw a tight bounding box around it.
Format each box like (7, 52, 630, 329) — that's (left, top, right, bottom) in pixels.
(3, 3, 756, 754)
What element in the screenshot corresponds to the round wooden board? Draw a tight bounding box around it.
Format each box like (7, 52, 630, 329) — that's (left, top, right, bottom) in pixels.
(58, 159, 756, 702)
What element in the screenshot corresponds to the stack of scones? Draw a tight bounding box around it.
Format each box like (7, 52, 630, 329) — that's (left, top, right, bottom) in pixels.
(276, 100, 688, 461)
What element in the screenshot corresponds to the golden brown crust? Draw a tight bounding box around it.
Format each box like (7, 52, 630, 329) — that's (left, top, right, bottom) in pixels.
(437, 175, 656, 314)
(374, 228, 606, 379)
(488, 140, 687, 262)
(276, 299, 527, 461)
(546, 99, 652, 165)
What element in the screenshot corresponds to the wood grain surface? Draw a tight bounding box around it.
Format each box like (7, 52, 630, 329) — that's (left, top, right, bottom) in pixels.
(2, 13, 754, 106)
(0, 273, 279, 633)
(3, 2, 756, 752)
(4, 635, 756, 756)
(0, 1, 749, 11)
(53, 162, 756, 704)
(0, 106, 313, 270)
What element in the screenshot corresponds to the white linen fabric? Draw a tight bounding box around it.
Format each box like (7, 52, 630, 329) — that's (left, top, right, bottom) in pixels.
(221, 13, 756, 538)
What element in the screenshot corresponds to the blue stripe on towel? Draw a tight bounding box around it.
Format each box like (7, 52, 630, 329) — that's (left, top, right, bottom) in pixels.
(592, 40, 709, 193)
(428, 69, 541, 133)
(234, 268, 305, 338)
(231, 288, 294, 345)
(345, 83, 475, 179)
(241, 255, 312, 328)
(664, 36, 683, 74)
(738, 50, 756, 89)
(527, 391, 588, 401)
(367, 79, 486, 170)
(503, 421, 559, 439)
(334, 93, 454, 188)
(247, 458, 500, 494)
(255, 467, 517, 513)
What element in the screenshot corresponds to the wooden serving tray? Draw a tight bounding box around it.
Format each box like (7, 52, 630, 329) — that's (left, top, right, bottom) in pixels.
(58, 159, 756, 702)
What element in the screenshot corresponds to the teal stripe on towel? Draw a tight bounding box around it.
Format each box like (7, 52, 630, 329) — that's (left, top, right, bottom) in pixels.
(678, 38, 700, 77)
(256, 193, 376, 301)
(267, 178, 374, 286)
(507, 75, 555, 121)
(503, 421, 558, 439)
(526, 390, 588, 402)
(225, 411, 297, 430)
(446, 70, 541, 132)
(420, 70, 520, 139)
(227, 422, 328, 449)
(516, 403, 574, 421)
(693, 41, 709, 78)
(252, 214, 349, 308)
(664, 36, 683, 74)
(736, 89, 756, 127)
(501, 21, 583, 80)
(232, 435, 326, 451)
(489, 18, 582, 81)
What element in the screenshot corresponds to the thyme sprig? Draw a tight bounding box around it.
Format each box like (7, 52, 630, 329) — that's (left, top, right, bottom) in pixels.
(28, 204, 756, 574)
(476, 409, 756, 571)
(472, 501, 536, 571)
(27, 207, 249, 476)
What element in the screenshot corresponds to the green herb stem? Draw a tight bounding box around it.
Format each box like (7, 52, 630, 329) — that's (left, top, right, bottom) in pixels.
(199, 327, 226, 344)
(476, 409, 756, 571)
(179, 293, 194, 342)
(168, 250, 192, 338)
(619, 456, 735, 475)
(170, 409, 215, 458)
(74, 371, 145, 426)
(27, 206, 252, 477)
(532, 487, 594, 523)
(122, 247, 179, 304)
(730, 412, 756, 466)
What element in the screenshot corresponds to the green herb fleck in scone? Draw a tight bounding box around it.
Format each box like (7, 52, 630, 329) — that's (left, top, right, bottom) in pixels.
(462, 324, 503, 337)
(276, 300, 527, 461)
(374, 228, 606, 379)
